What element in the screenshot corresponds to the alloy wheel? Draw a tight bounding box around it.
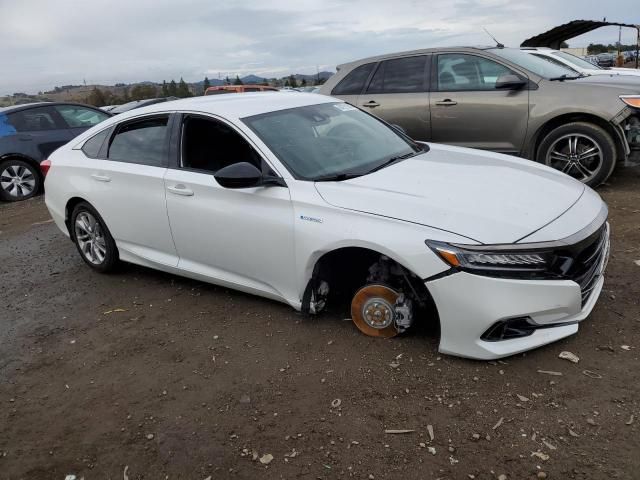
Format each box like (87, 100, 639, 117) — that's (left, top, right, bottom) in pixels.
(0, 163, 37, 198)
(545, 134, 603, 183)
(74, 211, 107, 265)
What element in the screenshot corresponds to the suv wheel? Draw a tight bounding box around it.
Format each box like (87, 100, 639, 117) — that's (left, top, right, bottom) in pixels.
(71, 202, 119, 272)
(537, 122, 616, 187)
(0, 159, 41, 201)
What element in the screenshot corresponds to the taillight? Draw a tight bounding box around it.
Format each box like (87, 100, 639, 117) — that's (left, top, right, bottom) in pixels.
(40, 159, 52, 177)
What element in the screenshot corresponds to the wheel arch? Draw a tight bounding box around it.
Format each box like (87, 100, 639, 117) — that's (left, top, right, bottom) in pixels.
(302, 244, 440, 330)
(64, 196, 92, 239)
(529, 113, 624, 162)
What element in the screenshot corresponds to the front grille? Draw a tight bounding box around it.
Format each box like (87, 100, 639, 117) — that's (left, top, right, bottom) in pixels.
(564, 223, 610, 306)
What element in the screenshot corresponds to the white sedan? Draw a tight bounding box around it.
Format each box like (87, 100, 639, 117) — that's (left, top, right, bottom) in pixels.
(43, 93, 610, 360)
(522, 47, 640, 77)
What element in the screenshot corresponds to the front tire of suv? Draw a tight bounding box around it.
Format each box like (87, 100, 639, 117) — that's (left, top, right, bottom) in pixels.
(537, 122, 616, 187)
(71, 202, 119, 273)
(0, 158, 41, 202)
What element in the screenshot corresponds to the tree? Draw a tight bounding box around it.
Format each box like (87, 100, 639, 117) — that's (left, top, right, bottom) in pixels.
(262, 78, 269, 86)
(233, 75, 243, 85)
(161, 80, 169, 97)
(168, 80, 178, 97)
(86, 87, 107, 107)
(203, 77, 211, 92)
(225, 76, 231, 85)
(131, 84, 158, 101)
(288, 75, 298, 88)
(301, 78, 307, 87)
(177, 78, 191, 98)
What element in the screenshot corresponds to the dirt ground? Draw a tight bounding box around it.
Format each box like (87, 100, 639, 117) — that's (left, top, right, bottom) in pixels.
(1, 167, 639, 480)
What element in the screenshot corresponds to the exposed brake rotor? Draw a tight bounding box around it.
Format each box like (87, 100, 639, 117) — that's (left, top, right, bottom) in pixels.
(350, 284, 401, 338)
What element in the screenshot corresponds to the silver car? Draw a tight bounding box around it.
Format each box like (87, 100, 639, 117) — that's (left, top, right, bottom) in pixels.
(320, 47, 640, 186)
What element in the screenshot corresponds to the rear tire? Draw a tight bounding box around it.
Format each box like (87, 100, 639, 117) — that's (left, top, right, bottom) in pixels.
(536, 122, 616, 187)
(71, 202, 119, 273)
(0, 159, 41, 202)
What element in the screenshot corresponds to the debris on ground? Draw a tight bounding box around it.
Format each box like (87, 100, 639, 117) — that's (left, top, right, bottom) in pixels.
(492, 417, 504, 430)
(582, 370, 602, 379)
(516, 394, 529, 402)
(558, 351, 580, 363)
(384, 429, 415, 434)
(427, 447, 436, 455)
(123, 466, 129, 480)
(537, 370, 563, 376)
(427, 424, 434, 441)
(626, 415, 634, 425)
(331, 398, 341, 408)
(259, 453, 273, 465)
(531, 451, 550, 461)
(621, 345, 631, 351)
(103, 308, 127, 315)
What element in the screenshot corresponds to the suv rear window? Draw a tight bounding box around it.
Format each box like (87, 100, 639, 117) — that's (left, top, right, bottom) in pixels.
(332, 63, 375, 95)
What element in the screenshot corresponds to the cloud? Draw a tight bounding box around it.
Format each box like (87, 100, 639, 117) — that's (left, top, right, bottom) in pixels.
(0, 0, 638, 95)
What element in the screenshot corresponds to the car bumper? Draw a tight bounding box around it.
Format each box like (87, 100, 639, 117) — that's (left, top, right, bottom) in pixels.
(426, 271, 605, 360)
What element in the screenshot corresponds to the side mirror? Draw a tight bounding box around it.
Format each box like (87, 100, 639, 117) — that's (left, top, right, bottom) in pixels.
(214, 162, 263, 189)
(495, 74, 527, 90)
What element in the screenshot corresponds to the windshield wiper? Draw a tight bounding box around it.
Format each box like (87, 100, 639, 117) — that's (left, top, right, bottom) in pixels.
(314, 172, 364, 182)
(548, 74, 583, 81)
(366, 151, 419, 174)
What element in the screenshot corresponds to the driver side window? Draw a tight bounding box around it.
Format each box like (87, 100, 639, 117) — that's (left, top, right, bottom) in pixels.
(437, 54, 514, 91)
(181, 115, 262, 173)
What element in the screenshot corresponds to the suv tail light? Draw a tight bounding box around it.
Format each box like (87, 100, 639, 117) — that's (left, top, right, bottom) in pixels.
(40, 159, 52, 177)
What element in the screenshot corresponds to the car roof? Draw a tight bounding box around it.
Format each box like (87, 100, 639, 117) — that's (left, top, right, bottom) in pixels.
(0, 102, 105, 114)
(335, 46, 497, 70)
(106, 92, 338, 122)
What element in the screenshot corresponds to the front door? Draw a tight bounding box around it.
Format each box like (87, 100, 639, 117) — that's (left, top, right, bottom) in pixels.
(430, 53, 530, 154)
(163, 114, 296, 302)
(356, 55, 431, 141)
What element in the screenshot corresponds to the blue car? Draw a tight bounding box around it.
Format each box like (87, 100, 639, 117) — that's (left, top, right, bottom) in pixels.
(0, 102, 110, 201)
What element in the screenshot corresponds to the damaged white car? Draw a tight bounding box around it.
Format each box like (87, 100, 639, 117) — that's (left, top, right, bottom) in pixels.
(44, 93, 610, 359)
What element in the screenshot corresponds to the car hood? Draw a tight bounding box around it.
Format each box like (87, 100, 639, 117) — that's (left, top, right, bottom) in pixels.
(571, 74, 640, 90)
(314, 144, 585, 244)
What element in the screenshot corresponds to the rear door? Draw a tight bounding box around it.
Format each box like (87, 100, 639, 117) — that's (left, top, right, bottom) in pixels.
(54, 104, 110, 138)
(356, 55, 431, 141)
(430, 52, 530, 154)
(329, 62, 377, 108)
(77, 114, 178, 266)
(7, 106, 73, 161)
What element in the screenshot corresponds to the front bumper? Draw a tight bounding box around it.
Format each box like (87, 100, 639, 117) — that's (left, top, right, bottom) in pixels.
(427, 269, 605, 360)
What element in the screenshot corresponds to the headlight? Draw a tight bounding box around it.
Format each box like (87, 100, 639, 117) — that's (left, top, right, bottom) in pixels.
(425, 240, 557, 277)
(620, 95, 640, 109)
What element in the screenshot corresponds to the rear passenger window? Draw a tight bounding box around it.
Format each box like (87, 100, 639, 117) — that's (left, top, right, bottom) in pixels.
(367, 56, 428, 93)
(108, 116, 169, 167)
(7, 107, 60, 132)
(82, 128, 110, 158)
(332, 63, 375, 95)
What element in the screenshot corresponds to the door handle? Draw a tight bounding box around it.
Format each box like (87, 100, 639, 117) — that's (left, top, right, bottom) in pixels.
(91, 173, 111, 182)
(435, 99, 458, 106)
(167, 184, 194, 196)
(362, 101, 380, 108)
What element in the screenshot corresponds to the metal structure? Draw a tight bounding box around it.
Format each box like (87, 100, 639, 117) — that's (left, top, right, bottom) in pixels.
(521, 19, 640, 68)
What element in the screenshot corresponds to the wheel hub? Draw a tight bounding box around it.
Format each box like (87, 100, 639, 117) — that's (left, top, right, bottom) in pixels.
(350, 284, 401, 338)
(0, 164, 36, 197)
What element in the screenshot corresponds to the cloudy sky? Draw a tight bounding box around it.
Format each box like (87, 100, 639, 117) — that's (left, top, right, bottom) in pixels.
(1, 0, 638, 95)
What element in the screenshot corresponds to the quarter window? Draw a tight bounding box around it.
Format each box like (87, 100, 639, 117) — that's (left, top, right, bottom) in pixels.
(82, 128, 110, 159)
(107, 116, 169, 167)
(181, 116, 261, 173)
(332, 63, 376, 95)
(55, 105, 109, 128)
(437, 54, 514, 91)
(367, 56, 428, 93)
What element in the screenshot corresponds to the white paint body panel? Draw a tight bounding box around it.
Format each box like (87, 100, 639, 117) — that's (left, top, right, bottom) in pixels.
(44, 93, 608, 360)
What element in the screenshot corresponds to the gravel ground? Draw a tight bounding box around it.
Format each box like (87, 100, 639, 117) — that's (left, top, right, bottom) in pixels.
(0, 166, 639, 480)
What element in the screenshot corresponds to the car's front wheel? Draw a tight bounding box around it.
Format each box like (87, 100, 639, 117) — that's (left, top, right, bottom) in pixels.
(71, 202, 119, 272)
(0, 159, 41, 202)
(537, 122, 616, 187)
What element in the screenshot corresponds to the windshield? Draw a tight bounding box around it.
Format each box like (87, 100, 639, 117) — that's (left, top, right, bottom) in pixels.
(242, 102, 421, 181)
(492, 48, 578, 79)
(553, 51, 603, 70)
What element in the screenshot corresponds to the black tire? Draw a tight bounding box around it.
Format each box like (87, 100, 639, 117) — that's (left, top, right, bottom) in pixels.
(0, 158, 41, 202)
(70, 202, 119, 272)
(536, 122, 616, 187)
